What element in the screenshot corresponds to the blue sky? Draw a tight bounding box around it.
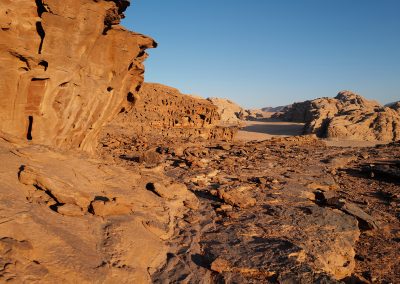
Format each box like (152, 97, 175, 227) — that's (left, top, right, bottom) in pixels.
(122, 0, 400, 108)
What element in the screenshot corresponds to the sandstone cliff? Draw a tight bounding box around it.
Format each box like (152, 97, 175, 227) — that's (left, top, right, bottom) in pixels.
(0, 0, 156, 152)
(276, 91, 400, 141)
(0, 1, 195, 282)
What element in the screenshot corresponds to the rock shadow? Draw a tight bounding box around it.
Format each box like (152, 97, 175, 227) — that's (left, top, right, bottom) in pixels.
(241, 121, 304, 136)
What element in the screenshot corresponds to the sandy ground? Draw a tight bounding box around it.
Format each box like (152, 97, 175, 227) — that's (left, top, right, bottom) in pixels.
(235, 120, 305, 142)
(236, 120, 389, 148)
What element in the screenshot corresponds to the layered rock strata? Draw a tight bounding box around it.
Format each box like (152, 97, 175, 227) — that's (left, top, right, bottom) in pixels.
(0, 0, 156, 152)
(276, 91, 400, 141)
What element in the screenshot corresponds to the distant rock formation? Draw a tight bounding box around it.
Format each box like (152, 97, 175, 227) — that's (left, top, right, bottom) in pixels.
(242, 109, 273, 121)
(276, 91, 400, 141)
(0, 0, 156, 152)
(207, 97, 244, 125)
(100, 83, 237, 149)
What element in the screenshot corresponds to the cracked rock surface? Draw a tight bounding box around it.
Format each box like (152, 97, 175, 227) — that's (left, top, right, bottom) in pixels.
(105, 135, 399, 283)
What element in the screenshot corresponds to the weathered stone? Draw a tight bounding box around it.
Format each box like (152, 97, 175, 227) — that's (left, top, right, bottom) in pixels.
(101, 83, 238, 146)
(217, 188, 256, 208)
(0, 0, 156, 152)
(56, 203, 84, 217)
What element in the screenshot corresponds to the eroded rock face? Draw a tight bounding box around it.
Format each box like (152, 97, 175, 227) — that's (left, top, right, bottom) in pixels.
(99, 83, 237, 154)
(131, 83, 234, 140)
(276, 91, 400, 141)
(0, 0, 156, 152)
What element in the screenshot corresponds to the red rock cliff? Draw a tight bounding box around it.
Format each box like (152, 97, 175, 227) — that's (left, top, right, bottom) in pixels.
(0, 0, 156, 152)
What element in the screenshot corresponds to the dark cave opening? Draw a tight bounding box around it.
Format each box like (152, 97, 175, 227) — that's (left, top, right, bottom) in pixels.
(27, 116, 33, 140)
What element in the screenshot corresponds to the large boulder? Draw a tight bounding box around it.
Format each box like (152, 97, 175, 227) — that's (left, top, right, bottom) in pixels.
(0, 0, 156, 152)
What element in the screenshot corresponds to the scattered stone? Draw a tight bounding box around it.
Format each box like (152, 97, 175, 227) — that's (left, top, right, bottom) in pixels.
(217, 188, 256, 208)
(210, 257, 232, 273)
(327, 198, 379, 230)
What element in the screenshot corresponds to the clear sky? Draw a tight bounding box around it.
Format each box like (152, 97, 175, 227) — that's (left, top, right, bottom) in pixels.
(122, 0, 400, 108)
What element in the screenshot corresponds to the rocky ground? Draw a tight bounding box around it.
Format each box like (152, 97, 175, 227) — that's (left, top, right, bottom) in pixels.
(100, 133, 400, 283)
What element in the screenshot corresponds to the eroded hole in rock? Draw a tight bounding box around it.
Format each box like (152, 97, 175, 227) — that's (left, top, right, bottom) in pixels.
(127, 92, 135, 103)
(35, 21, 45, 54)
(107, 87, 113, 92)
(94, 196, 110, 202)
(59, 81, 69, 88)
(38, 60, 48, 71)
(35, 0, 48, 17)
(145, 182, 162, 197)
(27, 116, 33, 140)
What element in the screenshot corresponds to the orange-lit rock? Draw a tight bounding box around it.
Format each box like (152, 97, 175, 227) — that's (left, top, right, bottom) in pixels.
(0, 0, 156, 152)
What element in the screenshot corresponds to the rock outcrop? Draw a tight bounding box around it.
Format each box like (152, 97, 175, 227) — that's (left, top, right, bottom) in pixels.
(207, 97, 245, 125)
(0, 1, 193, 282)
(0, 0, 156, 152)
(100, 83, 237, 153)
(276, 91, 400, 141)
(0, 133, 196, 282)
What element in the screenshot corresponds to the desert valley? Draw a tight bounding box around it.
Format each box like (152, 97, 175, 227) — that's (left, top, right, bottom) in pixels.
(0, 0, 399, 283)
